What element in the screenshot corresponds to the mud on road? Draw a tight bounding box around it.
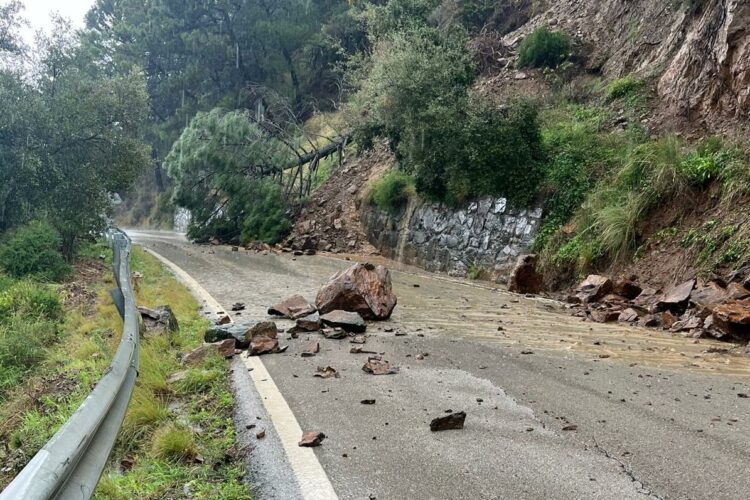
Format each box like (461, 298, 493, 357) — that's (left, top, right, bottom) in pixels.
(129, 230, 750, 500)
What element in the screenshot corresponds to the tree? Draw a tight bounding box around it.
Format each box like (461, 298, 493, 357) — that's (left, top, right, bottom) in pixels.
(165, 109, 293, 244)
(0, 19, 150, 256)
(348, 22, 545, 205)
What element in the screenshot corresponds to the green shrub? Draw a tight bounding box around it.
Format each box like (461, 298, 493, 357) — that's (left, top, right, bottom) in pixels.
(238, 180, 290, 245)
(371, 171, 415, 212)
(0, 221, 70, 281)
(517, 27, 571, 69)
(0, 281, 63, 322)
(605, 76, 645, 101)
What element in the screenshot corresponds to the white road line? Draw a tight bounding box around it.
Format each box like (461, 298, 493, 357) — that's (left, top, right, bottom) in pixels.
(141, 246, 339, 500)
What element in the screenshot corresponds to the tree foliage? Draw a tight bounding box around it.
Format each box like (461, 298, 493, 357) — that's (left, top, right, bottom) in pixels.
(165, 109, 293, 244)
(0, 15, 150, 255)
(349, 23, 544, 205)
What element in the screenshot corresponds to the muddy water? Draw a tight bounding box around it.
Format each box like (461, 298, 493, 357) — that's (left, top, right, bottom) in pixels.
(333, 252, 750, 377)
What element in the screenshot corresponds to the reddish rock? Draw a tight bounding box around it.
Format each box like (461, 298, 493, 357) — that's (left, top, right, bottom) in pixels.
(657, 279, 696, 311)
(295, 312, 322, 332)
(362, 356, 398, 375)
(661, 311, 678, 329)
(268, 294, 317, 319)
(613, 280, 643, 300)
(430, 411, 466, 431)
(634, 287, 660, 309)
(712, 299, 750, 338)
(726, 283, 750, 301)
(316, 263, 397, 320)
(590, 310, 621, 323)
(249, 336, 280, 355)
(575, 275, 613, 304)
(508, 254, 543, 295)
(245, 321, 278, 342)
(298, 431, 326, 447)
(182, 339, 236, 366)
(618, 308, 640, 323)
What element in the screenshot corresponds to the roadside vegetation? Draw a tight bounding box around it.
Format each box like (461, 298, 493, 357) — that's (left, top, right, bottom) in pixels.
(0, 241, 247, 498)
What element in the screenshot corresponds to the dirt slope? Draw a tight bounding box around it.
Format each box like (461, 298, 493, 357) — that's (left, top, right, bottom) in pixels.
(285, 144, 393, 254)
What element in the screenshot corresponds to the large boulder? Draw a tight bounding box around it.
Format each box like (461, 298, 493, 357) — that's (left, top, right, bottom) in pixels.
(268, 294, 317, 319)
(575, 275, 613, 304)
(316, 263, 397, 320)
(508, 254, 543, 294)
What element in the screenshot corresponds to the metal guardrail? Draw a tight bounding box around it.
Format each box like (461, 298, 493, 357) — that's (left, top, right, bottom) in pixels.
(1, 229, 140, 500)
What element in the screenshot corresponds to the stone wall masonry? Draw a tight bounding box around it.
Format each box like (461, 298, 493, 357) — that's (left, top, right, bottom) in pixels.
(361, 197, 542, 280)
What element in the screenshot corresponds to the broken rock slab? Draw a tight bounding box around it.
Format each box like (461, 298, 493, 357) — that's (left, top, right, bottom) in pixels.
(249, 336, 281, 355)
(182, 339, 235, 366)
(316, 262, 397, 320)
(295, 312, 322, 332)
(204, 322, 252, 348)
(362, 356, 398, 375)
(575, 275, 613, 304)
(657, 279, 696, 312)
(320, 310, 366, 333)
(245, 321, 279, 342)
(298, 431, 326, 447)
(139, 305, 179, 336)
(618, 308, 640, 323)
(430, 411, 466, 431)
(268, 294, 317, 319)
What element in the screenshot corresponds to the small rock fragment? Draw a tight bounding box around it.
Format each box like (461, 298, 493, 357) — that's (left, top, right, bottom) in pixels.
(430, 411, 466, 431)
(298, 431, 326, 447)
(314, 366, 339, 379)
(362, 356, 398, 375)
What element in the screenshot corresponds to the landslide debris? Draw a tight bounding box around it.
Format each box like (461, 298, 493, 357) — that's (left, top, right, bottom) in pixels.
(316, 262, 397, 320)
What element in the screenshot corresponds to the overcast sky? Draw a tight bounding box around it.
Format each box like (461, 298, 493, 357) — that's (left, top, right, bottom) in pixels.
(20, 0, 94, 44)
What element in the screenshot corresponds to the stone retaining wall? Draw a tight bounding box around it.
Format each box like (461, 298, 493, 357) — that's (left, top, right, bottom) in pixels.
(361, 197, 542, 280)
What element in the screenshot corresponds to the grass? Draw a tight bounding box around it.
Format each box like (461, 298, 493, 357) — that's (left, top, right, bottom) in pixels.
(605, 76, 645, 101)
(151, 423, 198, 462)
(535, 98, 750, 278)
(0, 244, 249, 498)
(370, 170, 415, 213)
(517, 27, 572, 69)
(95, 247, 249, 499)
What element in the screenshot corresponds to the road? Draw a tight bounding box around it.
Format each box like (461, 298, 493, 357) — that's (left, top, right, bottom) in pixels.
(129, 230, 750, 500)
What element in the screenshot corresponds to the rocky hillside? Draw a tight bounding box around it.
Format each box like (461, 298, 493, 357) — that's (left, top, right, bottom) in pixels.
(505, 0, 749, 134)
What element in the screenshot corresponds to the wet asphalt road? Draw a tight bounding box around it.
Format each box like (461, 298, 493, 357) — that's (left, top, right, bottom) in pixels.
(129, 230, 750, 500)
